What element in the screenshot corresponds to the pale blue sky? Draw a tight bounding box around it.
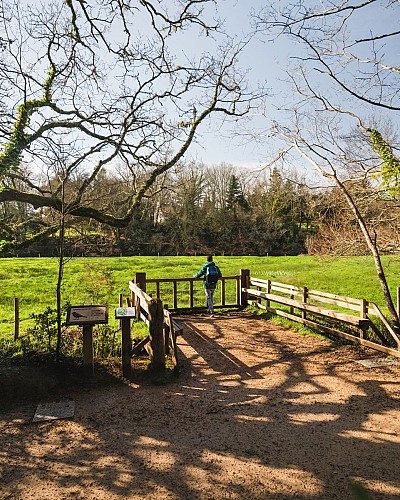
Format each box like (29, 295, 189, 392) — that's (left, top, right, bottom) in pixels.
(10, 0, 400, 178)
(182, 0, 400, 173)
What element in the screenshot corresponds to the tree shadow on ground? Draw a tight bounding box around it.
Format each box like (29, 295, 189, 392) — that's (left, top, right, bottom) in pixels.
(0, 313, 399, 499)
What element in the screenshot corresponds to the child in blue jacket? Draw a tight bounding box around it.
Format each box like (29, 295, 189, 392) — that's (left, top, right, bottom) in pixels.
(194, 255, 222, 314)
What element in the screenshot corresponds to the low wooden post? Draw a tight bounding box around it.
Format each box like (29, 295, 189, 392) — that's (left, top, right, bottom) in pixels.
(82, 325, 94, 376)
(164, 305, 170, 355)
(14, 297, 19, 341)
(236, 276, 241, 306)
(173, 281, 178, 309)
(301, 287, 308, 320)
(189, 280, 194, 309)
(135, 272, 147, 293)
(148, 298, 165, 372)
(221, 278, 226, 306)
(360, 298, 367, 340)
(170, 328, 179, 373)
(397, 287, 400, 319)
(118, 294, 123, 331)
(266, 280, 271, 308)
(240, 269, 250, 308)
(121, 317, 132, 378)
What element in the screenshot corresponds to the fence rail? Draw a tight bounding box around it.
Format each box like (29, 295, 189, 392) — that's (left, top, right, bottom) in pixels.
(133, 270, 250, 312)
(127, 280, 182, 377)
(246, 277, 400, 358)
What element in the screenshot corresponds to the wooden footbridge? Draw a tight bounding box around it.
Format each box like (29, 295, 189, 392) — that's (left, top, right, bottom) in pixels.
(120, 270, 400, 378)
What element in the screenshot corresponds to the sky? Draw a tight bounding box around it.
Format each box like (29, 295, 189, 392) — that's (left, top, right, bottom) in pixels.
(187, 0, 284, 170)
(177, 0, 400, 175)
(6, 0, 399, 181)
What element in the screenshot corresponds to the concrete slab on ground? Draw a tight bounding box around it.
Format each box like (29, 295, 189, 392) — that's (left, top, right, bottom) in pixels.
(32, 400, 75, 423)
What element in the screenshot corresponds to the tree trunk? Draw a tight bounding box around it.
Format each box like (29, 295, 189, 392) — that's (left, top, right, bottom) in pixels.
(55, 183, 66, 362)
(337, 178, 400, 330)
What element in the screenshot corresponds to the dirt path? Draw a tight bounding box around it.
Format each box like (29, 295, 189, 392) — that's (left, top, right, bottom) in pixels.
(1, 312, 400, 499)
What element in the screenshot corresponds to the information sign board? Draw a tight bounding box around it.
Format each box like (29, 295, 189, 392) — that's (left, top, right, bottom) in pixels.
(115, 306, 136, 319)
(66, 305, 108, 326)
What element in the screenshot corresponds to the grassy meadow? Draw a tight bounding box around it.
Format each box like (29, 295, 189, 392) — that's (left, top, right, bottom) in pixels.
(1, 254, 400, 339)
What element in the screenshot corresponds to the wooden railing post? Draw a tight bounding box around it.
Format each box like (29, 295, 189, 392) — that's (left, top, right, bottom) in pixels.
(173, 281, 178, 309)
(164, 305, 170, 354)
(302, 287, 308, 320)
(121, 317, 132, 378)
(148, 298, 165, 372)
(135, 272, 147, 292)
(256, 286, 262, 306)
(189, 280, 194, 309)
(360, 298, 367, 340)
(266, 280, 271, 308)
(397, 287, 400, 319)
(221, 278, 226, 306)
(240, 269, 250, 308)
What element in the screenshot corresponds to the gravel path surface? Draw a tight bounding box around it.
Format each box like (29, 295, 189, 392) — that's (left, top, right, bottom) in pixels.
(1, 312, 399, 499)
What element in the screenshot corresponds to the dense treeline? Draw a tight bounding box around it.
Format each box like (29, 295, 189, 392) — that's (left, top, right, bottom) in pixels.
(2, 162, 399, 257)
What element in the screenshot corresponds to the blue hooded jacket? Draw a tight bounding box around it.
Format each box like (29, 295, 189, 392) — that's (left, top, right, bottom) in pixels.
(194, 261, 222, 289)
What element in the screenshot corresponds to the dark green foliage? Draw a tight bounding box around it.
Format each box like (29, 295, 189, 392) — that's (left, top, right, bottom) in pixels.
(28, 306, 64, 353)
(226, 175, 249, 211)
(1, 304, 120, 361)
(1, 164, 316, 257)
(370, 128, 400, 199)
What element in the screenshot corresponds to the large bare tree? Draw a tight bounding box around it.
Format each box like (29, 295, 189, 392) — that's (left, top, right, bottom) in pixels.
(254, 0, 400, 328)
(0, 0, 260, 252)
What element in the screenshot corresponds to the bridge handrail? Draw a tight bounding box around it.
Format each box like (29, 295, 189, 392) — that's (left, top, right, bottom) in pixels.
(132, 271, 249, 311)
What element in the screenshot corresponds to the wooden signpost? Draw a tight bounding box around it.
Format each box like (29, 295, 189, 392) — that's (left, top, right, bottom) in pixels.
(66, 305, 108, 376)
(115, 307, 136, 378)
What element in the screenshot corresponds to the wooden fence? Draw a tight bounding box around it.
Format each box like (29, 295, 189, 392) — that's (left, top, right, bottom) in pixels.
(123, 270, 250, 377)
(132, 269, 250, 312)
(123, 270, 400, 375)
(244, 277, 400, 358)
(125, 279, 182, 378)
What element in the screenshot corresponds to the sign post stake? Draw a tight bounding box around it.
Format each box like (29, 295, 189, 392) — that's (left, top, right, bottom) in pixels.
(121, 317, 132, 379)
(114, 306, 136, 379)
(66, 305, 109, 377)
(82, 324, 94, 376)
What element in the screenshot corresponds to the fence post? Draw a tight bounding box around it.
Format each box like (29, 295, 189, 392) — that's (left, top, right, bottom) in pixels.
(240, 269, 250, 308)
(148, 298, 165, 372)
(360, 298, 367, 340)
(164, 305, 170, 355)
(173, 281, 178, 309)
(302, 287, 308, 320)
(14, 297, 19, 341)
(121, 317, 132, 379)
(266, 280, 271, 308)
(397, 287, 400, 319)
(189, 280, 194, 309)
(221, 278, 226, 306)
(135, 272, 147, 292)
(82, 324, 94, 376)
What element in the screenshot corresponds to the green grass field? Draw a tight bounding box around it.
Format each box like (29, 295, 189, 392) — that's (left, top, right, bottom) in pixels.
(1, 254, 400, 338)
